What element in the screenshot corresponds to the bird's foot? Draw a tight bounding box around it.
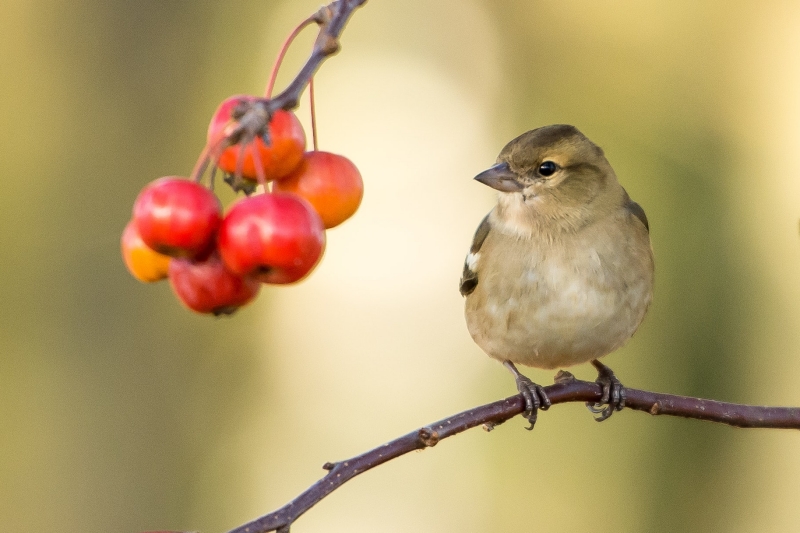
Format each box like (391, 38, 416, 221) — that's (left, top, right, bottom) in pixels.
(503, 361, 551, 430)
(586, 359, 625, 422)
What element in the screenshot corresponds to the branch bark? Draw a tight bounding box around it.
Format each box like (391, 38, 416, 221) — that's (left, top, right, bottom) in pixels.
(266, 0, 368, 113)
(225, 375, 800, 533)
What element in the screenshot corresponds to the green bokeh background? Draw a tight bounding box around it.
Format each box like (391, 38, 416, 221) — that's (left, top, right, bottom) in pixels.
(1, 1, 799, 532)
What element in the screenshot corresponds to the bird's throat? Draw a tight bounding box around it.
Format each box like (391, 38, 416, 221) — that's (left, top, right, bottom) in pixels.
(494, 193, 564, 240)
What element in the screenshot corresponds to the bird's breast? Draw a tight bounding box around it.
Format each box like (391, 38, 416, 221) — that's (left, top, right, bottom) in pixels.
(465, 228, 653, 369)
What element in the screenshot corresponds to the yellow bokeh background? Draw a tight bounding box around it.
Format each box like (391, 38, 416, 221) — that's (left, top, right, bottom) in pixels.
(1, 1, 799, 532)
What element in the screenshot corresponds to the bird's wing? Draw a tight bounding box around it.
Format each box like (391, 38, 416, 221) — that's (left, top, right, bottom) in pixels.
(459, 213, 492, 296)
(622, 189, 649, 233)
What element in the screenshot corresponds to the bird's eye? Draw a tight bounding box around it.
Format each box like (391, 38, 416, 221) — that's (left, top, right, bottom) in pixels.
(538, 161, 557, 177)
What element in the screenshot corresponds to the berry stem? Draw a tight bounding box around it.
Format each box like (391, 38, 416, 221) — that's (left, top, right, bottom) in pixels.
(248, 138, 269, 191)
(265, 16, 318, 99)
(191, 126, 235, 186)
(209, 165, 218, 192)
(235, 142, 246, 185)
(309, 76, 319, 151)
(190, 142, 214, 185)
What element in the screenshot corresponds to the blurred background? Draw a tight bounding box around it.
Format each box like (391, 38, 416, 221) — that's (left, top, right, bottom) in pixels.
(1, 1, 799, 532)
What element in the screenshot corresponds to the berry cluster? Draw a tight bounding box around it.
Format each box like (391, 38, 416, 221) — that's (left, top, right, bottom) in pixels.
(122, 23, 363, 315)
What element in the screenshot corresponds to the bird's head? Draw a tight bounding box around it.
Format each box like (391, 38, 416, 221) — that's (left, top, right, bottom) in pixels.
(475, 125, 622, 235)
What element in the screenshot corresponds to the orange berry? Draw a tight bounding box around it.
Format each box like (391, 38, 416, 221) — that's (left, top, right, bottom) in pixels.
(208, 95, 306, 181)
(121, 220, 171, 282)
(273, 151, 363, 229)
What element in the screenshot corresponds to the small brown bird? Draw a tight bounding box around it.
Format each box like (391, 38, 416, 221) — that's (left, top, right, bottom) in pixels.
(461, 125, 654, 427)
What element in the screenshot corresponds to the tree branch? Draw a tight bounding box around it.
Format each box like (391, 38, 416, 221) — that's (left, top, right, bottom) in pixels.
(221, 0, 364, 157)
(267, 0, 368, 113)
(225, 375, 800, 533)
(212, 0, 366, 194)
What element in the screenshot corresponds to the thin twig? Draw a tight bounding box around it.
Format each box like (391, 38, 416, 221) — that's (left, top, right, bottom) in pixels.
(220, 0, 365, 163)
(267, 0, 367, 113)
(309, 77, 318, 151)
(225, 376, 800, 533)
(264, 16, 318, 99)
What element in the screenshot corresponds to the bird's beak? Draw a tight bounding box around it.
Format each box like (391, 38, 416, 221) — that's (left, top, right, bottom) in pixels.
(474, 162, 524, 192)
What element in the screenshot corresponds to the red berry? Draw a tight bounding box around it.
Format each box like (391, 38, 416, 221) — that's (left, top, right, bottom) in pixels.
(207, 95, 306, 181)
(121, 220, 171, 283)
(133, 177, 221, 259)
(218, 193, 326, 284)
(273, 151, 363, 229)
(168, 253, 260, 315)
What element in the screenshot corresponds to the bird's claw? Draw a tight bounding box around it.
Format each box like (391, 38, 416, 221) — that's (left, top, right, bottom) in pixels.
(586, 359, 625, 422)
(503, 361, 550, 430)
(516, 375, 551, 430)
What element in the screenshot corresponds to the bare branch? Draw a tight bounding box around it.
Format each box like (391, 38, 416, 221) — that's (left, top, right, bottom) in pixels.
(225, 376, 800, 533)
(215, 0, 366, 169)
(267, 0, 367, 113)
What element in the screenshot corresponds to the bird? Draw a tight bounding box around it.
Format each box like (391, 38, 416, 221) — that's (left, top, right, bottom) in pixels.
(460, 124, 654, 428)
